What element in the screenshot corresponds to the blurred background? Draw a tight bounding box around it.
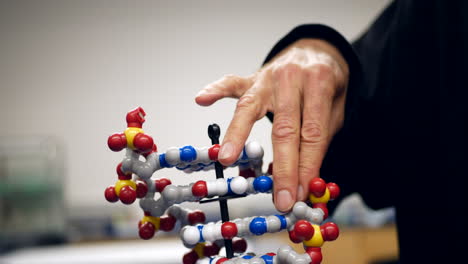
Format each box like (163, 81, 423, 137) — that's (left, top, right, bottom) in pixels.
(0, 0, 396, 263)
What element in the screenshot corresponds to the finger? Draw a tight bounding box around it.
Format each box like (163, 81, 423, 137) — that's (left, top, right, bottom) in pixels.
(271, 64, 302, 212)
(218, 78, 269, 166)
(297, 65, 335, 201)
(195, 74, 253, 106)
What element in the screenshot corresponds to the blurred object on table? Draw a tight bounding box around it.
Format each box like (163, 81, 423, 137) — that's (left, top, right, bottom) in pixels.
(332, 193, 395, 228)
(0, 136, 66, 253)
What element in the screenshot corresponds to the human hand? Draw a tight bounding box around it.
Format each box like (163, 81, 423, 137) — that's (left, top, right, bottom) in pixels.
(195, 39, 349, 212)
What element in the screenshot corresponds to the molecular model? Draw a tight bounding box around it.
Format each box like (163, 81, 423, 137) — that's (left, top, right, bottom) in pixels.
(105, 107, 341, 264)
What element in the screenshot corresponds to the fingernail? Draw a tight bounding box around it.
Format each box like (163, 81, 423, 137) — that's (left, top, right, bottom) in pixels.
(276, 189, 294, 212)
(297, 185, 304, 201)
(219, 142, 233, 160)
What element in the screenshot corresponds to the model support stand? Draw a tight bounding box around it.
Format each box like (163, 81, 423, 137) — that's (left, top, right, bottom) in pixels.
(105, 107, 340, 264)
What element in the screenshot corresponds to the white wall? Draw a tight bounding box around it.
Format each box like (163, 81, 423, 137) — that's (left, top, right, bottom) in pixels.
(0, 0, 390, 210)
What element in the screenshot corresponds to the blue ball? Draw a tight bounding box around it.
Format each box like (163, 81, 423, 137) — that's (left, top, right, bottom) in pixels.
(179, 145, 197, 162)
(159, 154, 172, 168)
(261, 254, 274, 264)
(253, 175, 273, 193)
(249, 217, 267, 235)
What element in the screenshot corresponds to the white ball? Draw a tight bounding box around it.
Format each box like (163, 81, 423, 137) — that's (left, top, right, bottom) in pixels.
(139, 197, 154, 211)
(202, 223, 217, 242)
(162, 185, 181, 202)
(197, 147, 211, 164)
(266, 215, 282, 232)
(230, 176, 248, 194)
(277, 245, 293, 262)
(245, 141, 264, 160)
(165, 147, 180, 166)
(206, 180, 217, 196)
(215, 178, 228, 196)
(306, 207, 324, 224)
(181, 226, 200, 245)
(292, 201, 309, 219)
(246, 177, 256, 193)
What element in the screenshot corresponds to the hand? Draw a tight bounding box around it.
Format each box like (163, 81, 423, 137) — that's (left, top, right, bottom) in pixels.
(195, 39, 349, 212)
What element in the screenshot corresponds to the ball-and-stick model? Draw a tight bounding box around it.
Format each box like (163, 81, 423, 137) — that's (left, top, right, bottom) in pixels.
(105, 107, 340, 264)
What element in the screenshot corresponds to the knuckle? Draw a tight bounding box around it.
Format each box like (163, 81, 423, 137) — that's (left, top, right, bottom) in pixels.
(301, 120, 323, 144)
(273, 63, 302, 79)
(307, 63, 334, 79)
(272, 117, 298, 141)
(235, 93, 265, 119)
(304, 64, 336, 97)
(236, 93, 256, 109)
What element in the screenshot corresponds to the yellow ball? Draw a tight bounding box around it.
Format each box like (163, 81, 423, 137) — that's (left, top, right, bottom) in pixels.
(303, 224, 324, 247)
(141, 215, 160, 230)
(114, 180, 136, 196)
(193, 243, 206, 258)
(124, 127, 144, 150)
(309, 188, 330, 204)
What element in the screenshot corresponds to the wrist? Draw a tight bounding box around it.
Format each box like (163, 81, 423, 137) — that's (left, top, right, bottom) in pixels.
(293, 38, 349, 78)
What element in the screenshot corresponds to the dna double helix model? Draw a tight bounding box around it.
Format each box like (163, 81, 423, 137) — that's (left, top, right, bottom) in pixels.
(105, 107, 340, 264)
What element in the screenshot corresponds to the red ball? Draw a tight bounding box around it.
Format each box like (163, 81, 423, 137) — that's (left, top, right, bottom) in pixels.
(239, 168, 256, 178)
(126, 107, 146, 127)
(306, 247, 323, 264)
(116, 163, 131, 180)
(138, 222, 155, 240)
(309, 178, 326, 197)
(104, 186, 119, 203)
(183, 251, 199, 264)
(216, 258, 229, 264)
(188, 210, 206, 225)
(136, 181, 148, 198)
(321, 222, 339, 241)
(107, 133, 127, 152)
(159, 215, 177, 231)
(191, 181, 208, 197)
(294, 220, 314, 241)
(313, 203, 329, 220)
(327, 182, 340, 200)
(208, 144, 220, 161)
(119, 185, 137, 204)
(288, 229, 302, 244)
(221, 222, 238, 239)
(155, 178, 172, 192)
(233, 238, 247, 253)
(133, 133, 154, 153)
(203, 243, 221, 257)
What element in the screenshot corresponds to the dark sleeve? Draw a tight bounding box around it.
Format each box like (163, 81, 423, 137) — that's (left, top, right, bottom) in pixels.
(263, 24, 363, 130)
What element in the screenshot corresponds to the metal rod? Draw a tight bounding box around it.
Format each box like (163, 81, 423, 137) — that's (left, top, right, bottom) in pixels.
(208, 124, 234, 259)
(199, 194, 247, 204)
